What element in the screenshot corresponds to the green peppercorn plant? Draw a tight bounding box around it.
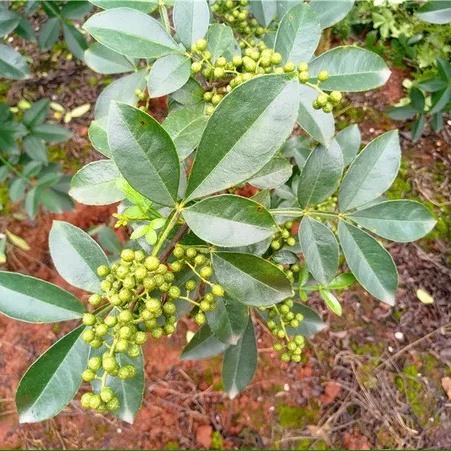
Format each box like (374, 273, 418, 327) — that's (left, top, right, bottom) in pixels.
(0, 0, 437, 424)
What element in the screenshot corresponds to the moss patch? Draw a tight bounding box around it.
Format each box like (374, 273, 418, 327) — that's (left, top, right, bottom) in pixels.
(277, 402, 320, 429)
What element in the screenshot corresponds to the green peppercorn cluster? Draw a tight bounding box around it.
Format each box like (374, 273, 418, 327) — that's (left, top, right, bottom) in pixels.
(211, 0, 264, 37)
(262, 300, 305, 363)
(271, 220, 296, 251)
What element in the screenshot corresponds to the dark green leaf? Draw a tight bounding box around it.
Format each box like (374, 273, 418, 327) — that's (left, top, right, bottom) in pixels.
(338, 221, 398, 305)
(63, 24, 88, 60)
(183, 194, 278, 247)
(84, 42, 135, 74)
(31, 124, 72, 143)
(310, 0, 355, 28)
(286, 303, 325, 336)
(23, 99, 50, 128)
(338, 130, 400, 211)
(88, 119, 111, 157)
(299, 216, 338, 285)
(162, 108, 208, 159)
(387, 105, 417, 121)
(83, 8, 181, 58)
(185, 75, 299, 201)
(70, 160, 124, 206)
(60, 1, 92, 19)
(208, 296, 249, 345)
(308, 46, 391, 92)
(206, 24, 239, 61)
(212, 252, 293, 306)
(9, 178, 27, 202)
(38, 17, 60, 51)
(173, 0, 210, 48)
(23, 135, 48, 163)
(347, 200, 436, 242)
(250, 0, 277, 26)
(274, 3, 321, 64)
(297, 140, 343, 208)
(16, 326, 89, 423)
(411, 115, 426, 141)
(15, 17, 36, 41)
(108, 102, 180, 206)
(49, 221, 109, 292)
(430, 87, 451, 114)
(297, 84, 334, 145)
(89, 0, 158, 12)
(248, 157, 292, 189)
(168, 77, 204, 112)
(0, 271, 85, 323)
(0, 43, 30, 79)
(222, 318, 257, 398)
(335, 124, 361, 166)
(181, 324, 229, 360)
(148, 54, 191, 98)
(0, 10, 20, 36)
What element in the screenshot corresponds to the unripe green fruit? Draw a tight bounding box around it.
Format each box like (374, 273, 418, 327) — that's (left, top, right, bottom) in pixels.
(322, 102, 334, 113)
(156, 264, 167, 275)
(89, 394, 101, 409)
(211, 94, 223, 105)
(186, 280, 197, 291)
(90, 338, 103, 349)
(216, 56, 227, 67)
(204, 292, 214, 303)
(155, 274, 165, 286)
(83, 313, 96, 326)
(242, 73, 253, 81)
(199, 266, 213, 279)
(119, 325, 133, 339)
(163, 302, 176, 315)
(115, 339, 128, 353)
(168, 286, 181, 299)
(97, 265, 110, 277)
(118, 309, 133, 323)
(232, 55, 242, 66)
(212, 284, 225, 297)
(225, 0, 234, 9)
(203, 91, 213, 102)
(159, 282, 170, 292)
(202, 67, 212, 78)
(298, 62, 309, 72)
(195, 312, 206, 325)
(191, 61, 202, 73)
(102, 356, 117, 372)
(141, 309, 153, 321)
(109, 294, 122, 306)
(135, 266, 148, 281)
(277, 329, 286, 339)
(123, 276, 136, 289)
(281, 352, 290, 362)
(173, 246, 185, 258)
(283, 62, 295, 72)
(291, 354, 301, 363)
(281, 229, 290, 239)
(318, 70, 329, 81)
(82, 369, 96, 382)
(81, 392, 92, 408)
(121, 249, 135, 262)
(100, 387, 114, 403)
(298, 71, 310, 83)
(164, 323, 176, 335)
(291, 264, 300, 272)
(199, 300, 210, 312)
(100, 280, 112, 292)
(290, 319, 300, 328)
(82, 329, 95, 342)
(115, 265, 129, 279)
(146, 298, 161, 313)
(145, 256, 160, 271)
(164, 272, 175, 282)
(134, 250, 145, 262)
(271, 240, 281, 250)
(286, 237, 296, 247)
(285, 299, 294, 307)
(186, 248, 197, 259)
(171, 261, 183, 272)
(316, 94, 328, 107)
(128, 344, 141, 358)
(273, 342, 283, 352)
(280, 304, 290, 314)
(295, 313, 304, 322)
(119, 289, 132, 303)
(261, 49, 272, 59)
(287, 341, 297, 351)
(312, 100, 322, 110)
(243, 56, 256, 72)
(143, 277, 156, 291)
(270, 52, 282, 65)
(151, 327, 163, 339)
(205, 105, 215, 116)
(88, 356, 102, 371)
(96, 323, 109, 337)
(329, 90, 342, 104)
(107, 397, 120, 411)
(194, 254, 206, 266)
(88, 294, 102, 307)
(135, 331, 147, 345)
(294, 335, 304, 345)
(196, 38, 207, 51)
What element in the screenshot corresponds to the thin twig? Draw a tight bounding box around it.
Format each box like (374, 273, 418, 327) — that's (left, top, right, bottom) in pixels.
(159, 224, 189, 263)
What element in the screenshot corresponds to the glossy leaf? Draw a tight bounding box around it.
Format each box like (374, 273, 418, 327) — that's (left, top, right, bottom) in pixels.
(91, 349, 144, 424)
(162, 108, 208, 159)
(94, 70, 147, 119)
(148, 54, 191, 98)
(84, 42, 135, 74)
(208, 297, 249, 345)
(181, 324, 229, 360)
(308, 46, 391, 92)
(173, 0, 210, 48)
(88, 119, 110, 157)
(297, 140, 343, 208)
(222, 318, 257, 399)
(338, 221, 398, 305)
(0, 44, 30, 79)
(310, 0, 355, 28)
(416, 0, 451, 24)
(108, 102, 180, 206)
(16, 326, 89, 423)
(250, 0, 277, 26)
(248, 157, 292, 189)
(327, 273, 356, 289)
(84, 8, 181, 58)
(297, 84, 334, 145)
(49, 221, 109, 293)
(274, 3, 321, 64)
(0, 271, 85, 323)
(183, 195, 278, 247)
(335, 124, 361, 166)
(347, 200, 436, 242)
(299, 216, 339, 285)
(185, 75, 299, 201)
(212, 252, 293, 306)
(338, 130, 400, 211)
(70, 160, 124, 206)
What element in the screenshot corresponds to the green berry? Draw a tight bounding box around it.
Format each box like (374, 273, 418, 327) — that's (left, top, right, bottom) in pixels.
(82, 369, 96, 382)
(97, 265, 110, 277)
(115, 265, 129, 279)
(118, 309, 133, 323)
(243, 56, 256, 72)
(135, 266, 148, 281)
(119, 325, 133, 339)
(159, 282, 170, 292)
(100, 280, 112, 292)
(195, 312, 206, 325)
(292, 354, 301, 363)
(205, 105, 215, 116)
(135, 250, 145, 262)
(100, 387, 114, 403)
(273, 342, 283, 352)
(280, 304, 290, 314)
(196, 38, 207, 51)
(88, 356, 102, 371)
(135, 331, 147, 345)
(88, 294, 102, 307)
(115, 339, 128, 353)
(298, 62, 309, 72)
(186, 280, 197, 291)
(294, 335, 304, 345)
(146, 298, 161, 312)
(211, 94, 223, 105)
(204, 292, 214, 303)
(82, 329, 95, 343)
(316, 94, 328, 107)
(270, 52, 282, 65)
(102, 356, 117, 372)
(232, 55, 242, 66)
(199, 266, 213, 279)
(107, 397, 120, 411)
(168, 286, 181, 299)
(128, 344, 141, 358)
(287, 341, 297, 351)
(271, 240, 281, 250)
(170, 261, 183, 272)
(123, 276, 136, 289)
(186, 248, 197, 259)
(173, 246, 185, 258)
(145, 256, 160, 271)
(211, 284, 225, 297)
(194, 254, 206, 266)
(109, 294, 122, 306)
(286, 237, 296, 247)
(143, 277, 157, 291)
(216, 56, 227, 67)
(95, 323, 109, 337)
(82, 313, 96, 326)
(199, 300, 210, 312)
(298, 71, 309, 83)
(191, 61, 202, 73)
(318, 70, 329, 82)
(81, 392, 92, 408)
(290, 319, 300, 328)
(164, 323, 176, 335)
(329, 90, 342, 104)
(90, 338, 103, 349)
(283, 62, 295, 72)
(163, 302, 176, 315)
(281, 352, 291, 362)
(121, 249, 135, 262)
(119, 289, 133, 303)
(89, 394, 101, 409)
(151, 327, 164, 339)
(322, 102, 334, 113)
